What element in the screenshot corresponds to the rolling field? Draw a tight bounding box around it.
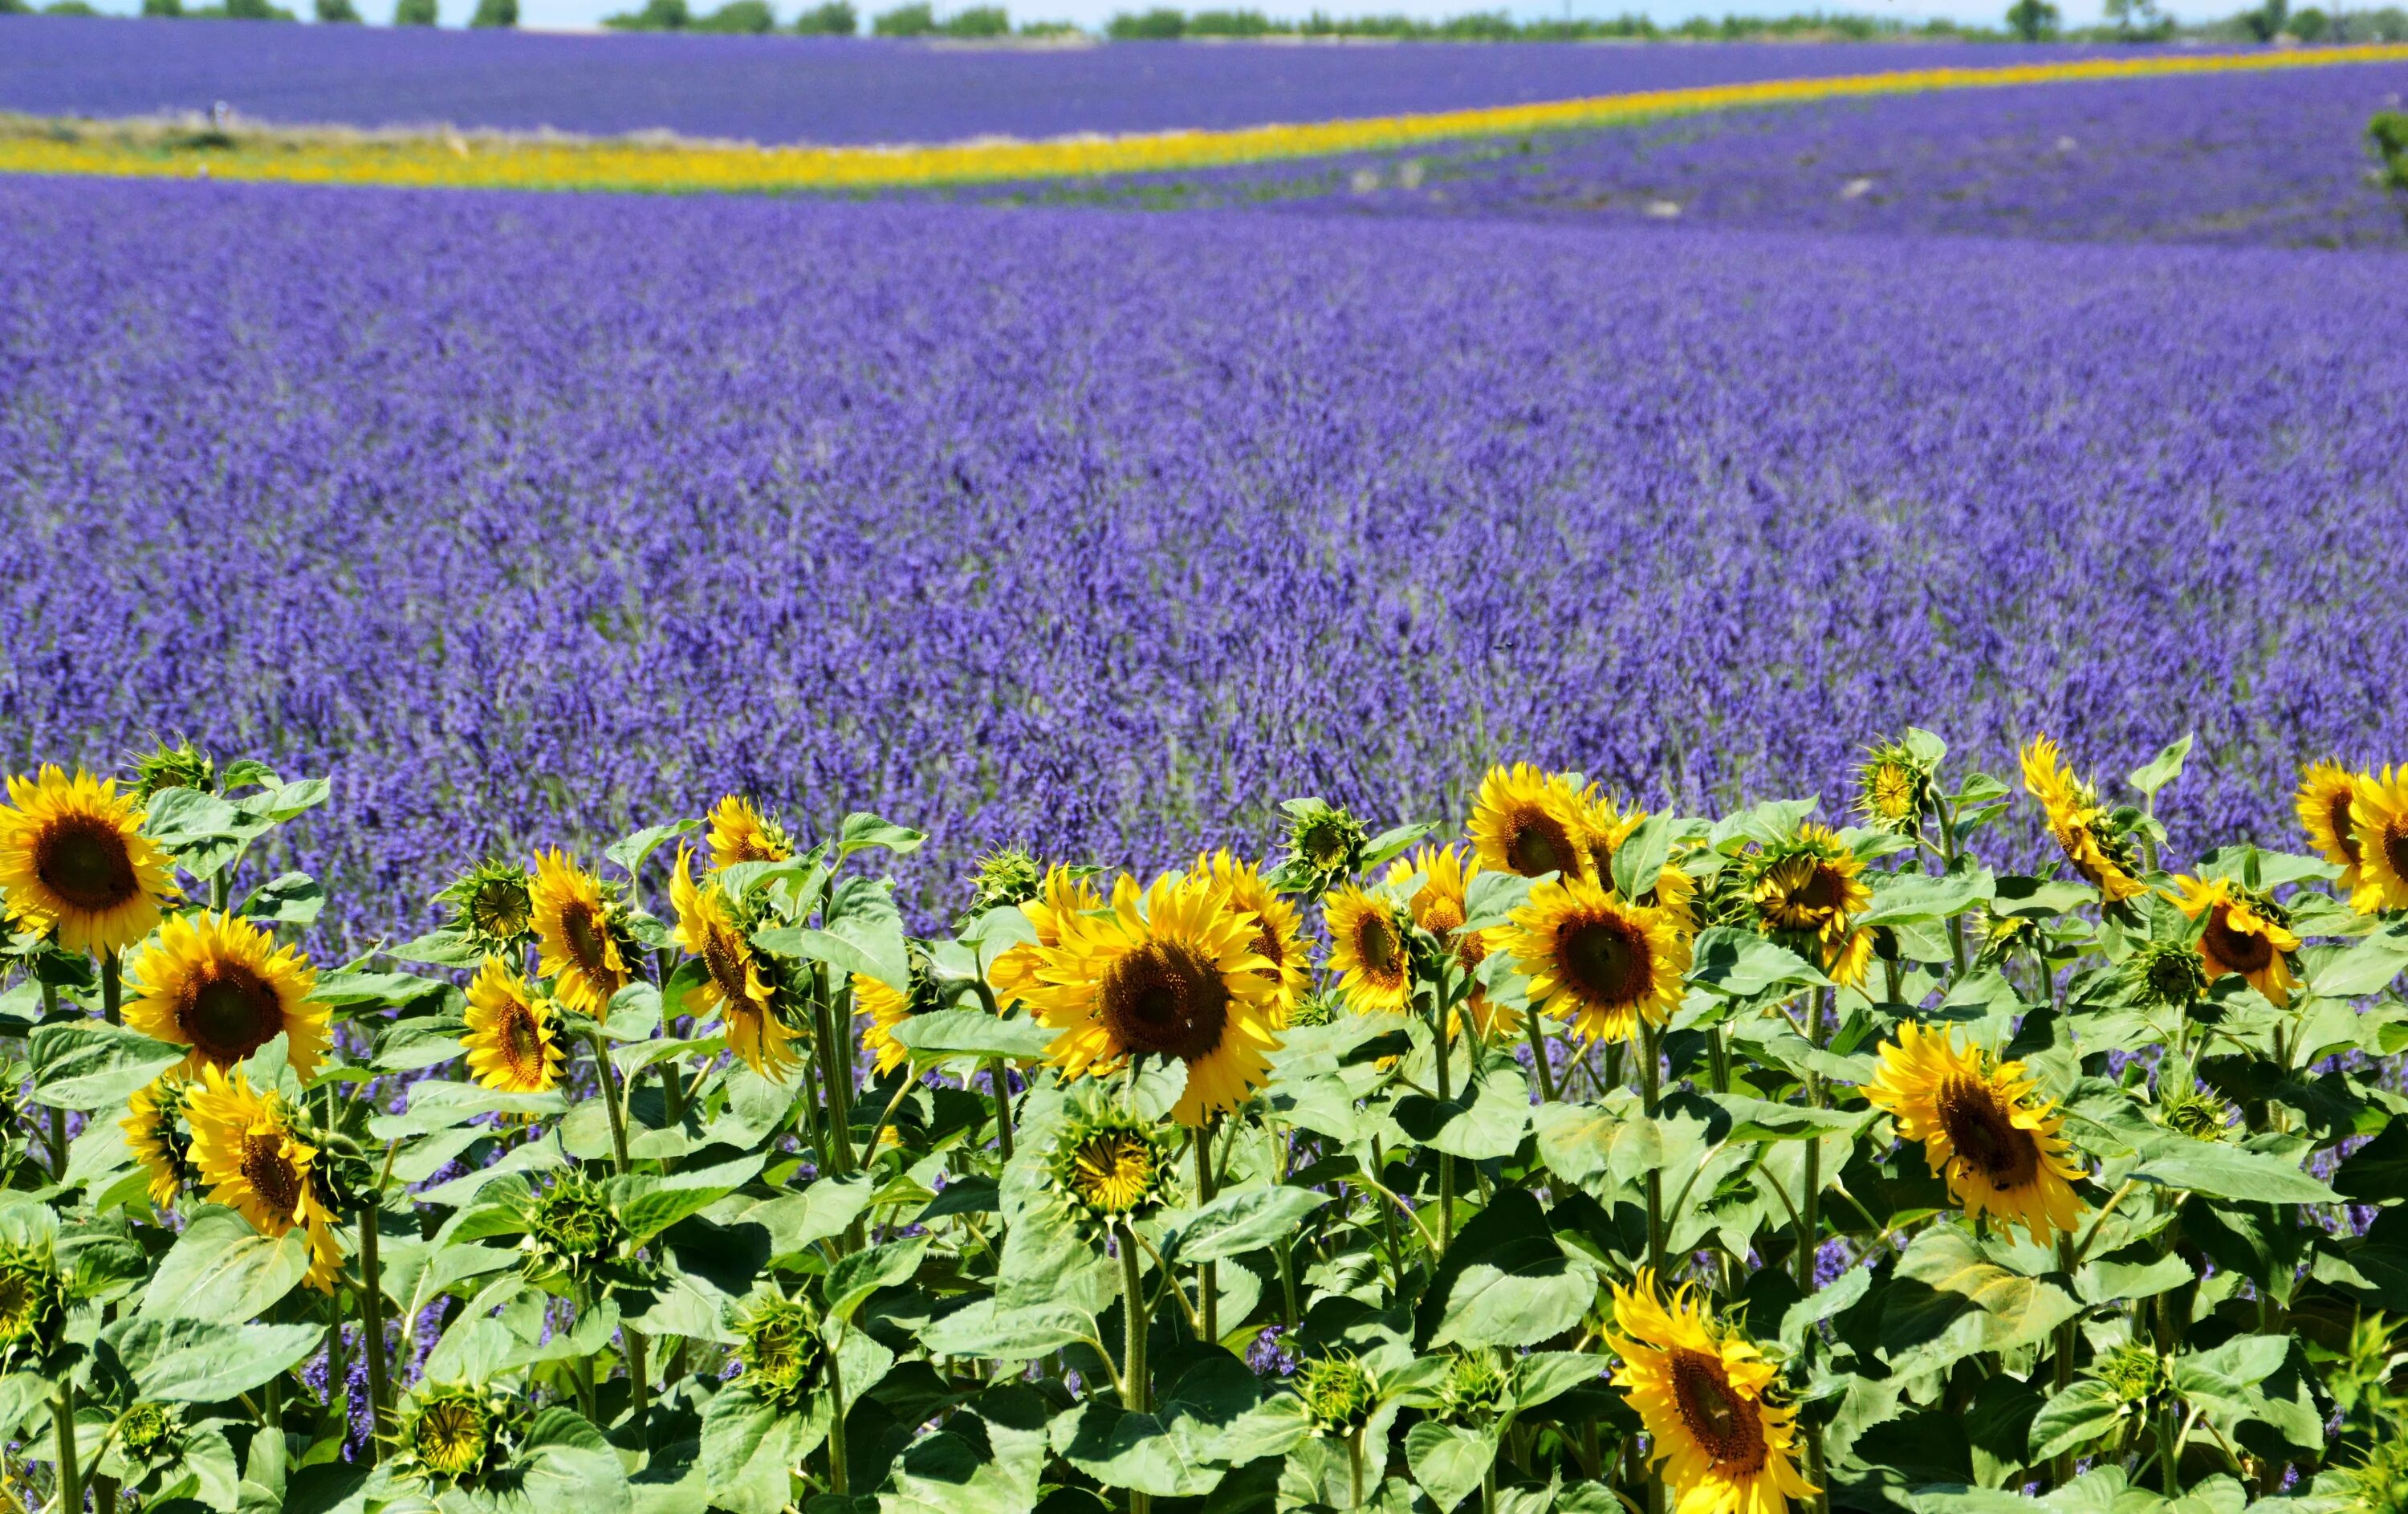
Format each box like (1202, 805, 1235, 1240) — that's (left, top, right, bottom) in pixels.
(4, 161, 2404, 945)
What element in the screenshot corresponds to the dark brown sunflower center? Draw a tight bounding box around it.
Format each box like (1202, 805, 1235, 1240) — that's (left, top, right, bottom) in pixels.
(1100, 941, 1229, 1063)
(1557, 912, 1649, 1006)
(2202, 907, 2273, 975)
(1793, 865, 1848, 916)
(1356, 912, 1403, 978)
(1936, 1075, 2040, 1187)
(1251, 924, 1286, 973)
(702, 926, 750, 1004)
(499, 1001, 546, 1075)
(1421, 897, 1487, 968)
(2329, 796, 2361, 865)
(1668, 1349, 1767, 1471)
(560, 901, 612, 979)
(34, 814, 139, 913)
(179, 965, 283, 1066)
(1504, 809, 1576, 879)
(2385, 822, 2408, 885)
(239, 1131, 303, 1218)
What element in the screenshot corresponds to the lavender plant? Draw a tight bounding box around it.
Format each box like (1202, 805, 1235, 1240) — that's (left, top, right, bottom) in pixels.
(0, 733, 2402, 1513)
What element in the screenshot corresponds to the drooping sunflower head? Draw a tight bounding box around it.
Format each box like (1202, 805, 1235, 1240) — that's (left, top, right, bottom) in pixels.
(1854, 738, 1936, 835)
(1275, 798, 1369, 897)
(398, 1386, 504, 1487)
(1026, 871, 1282, 1127)
(0, 1239, 64, 1364)
(462, 957, 564, 1097)
(2168, 874, 2302, 1007)
(116, 1401, 185, 1463)
(2020, 735, 2148, 903)
(2125, 938, 2210, 1011)
(122, 1072, 194, 1211)
(1294, 1351, 1379, 1435)
(1503, 876, 1690, 1044)
(520, 1172, 628, 1284)
(1468, 763, 1592, 883)
(1605, 1268, 1816, 1514)
(0, 765, 179, 957)
(1193, 849, 1312, 1027)
(735, 1292, 828, 1413)
(124, 910, 326, 1080)
(1324, 884, 1412, 1016)
(706, 794, 793, 871)
(965, 845, 1044, 918)
(669, 845, 796, 1078)
(439, 861, 535, 952)
(1048, 1095, 1178, 1224)
(528, 850, 629, 1017)
(1975, 910, 2039, 969)
(125, 737, 214, 804)
(2347, 767, 2408, 915)
(857, 951, 951, 1076)
(1863, 1020, 2088, 1246)
(182, 1066, 344, 1288)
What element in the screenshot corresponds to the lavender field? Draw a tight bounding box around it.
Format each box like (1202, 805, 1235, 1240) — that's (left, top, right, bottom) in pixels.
(0, 15, 2134, 142)
(4, 167, 2405, 946)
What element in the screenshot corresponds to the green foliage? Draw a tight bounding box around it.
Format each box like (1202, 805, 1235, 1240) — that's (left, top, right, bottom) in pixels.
(314, 0, 360, 20)
(871, 0, 932, 31)
(2006, 0, 2061, 38)
(691, 0, 773, 27)
(604, 0, 686, 26)
(469, 0, 515, 26)
(938, 2, 1006, 32)
(2375, 112, 2408, 214)
(391, 0, 437, 25)
(792, 0, 856, 29)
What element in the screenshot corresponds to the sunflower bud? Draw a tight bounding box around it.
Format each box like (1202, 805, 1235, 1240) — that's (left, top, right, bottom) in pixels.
(117, 1402, 184, 1462)
(1439, 1350, 1509, 1424)
(439, 861, 536, 953)
(520, 1174, 629, 1284)
(1287, 989, 1339, 1028)
(1275, 798, 1369, 897)
(2095, 1343, 2164, 1406)
(736, 1295, 829, 1413)
(127, 738, 215, 802)
(1294, 1352, 1379, 1435)
(2154, 1083, 2235, 1142)
(1048, 1097, 1177, 1226)
(964, 846, 1044, 918)
(0, 1240, 67, 1367)
(1853, 739, 1936, 835)
(2127, 940, 2209, 1011)
(398, 1386, 506, 1486)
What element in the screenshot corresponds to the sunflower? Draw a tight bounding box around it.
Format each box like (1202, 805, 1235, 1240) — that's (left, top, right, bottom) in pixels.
(1193, 849, 1312, 1027)
(2347, 767, 2408, 914)
(1854, 739, 1934, 836)
(121, 1072, 193, 1210)
(528, 850, 628, 1017)
(0, 766, 177, 956)
(124, 910, 326, 1080)
(1575, 792, 1645, 885)
(669, 846, 797, 1081)
(438, 861, 534, 953)
(2020, 736, 2148, 903)
(1747, 825, 1871, 983)
(183, 1066, 344, 1291)
(1024, 871, 1282, 1126)
(706, 795, 792, 870)
(1467, 763, 1593, 882)
(2167, 875, 2301, 1007)
(1605, 1269, 1817, 1514)
(1386, 845, 1517, 1038)
(1324, 884, 1411, 1015)
(856, 958, 947, 1076)
(2295, 761, 2372, 910)
(989, 865, 1104, 1008)
(1503, 876, 1690, 1044)
(461, 957, 564, 1096)
(1864, 1020, 2087, 1246)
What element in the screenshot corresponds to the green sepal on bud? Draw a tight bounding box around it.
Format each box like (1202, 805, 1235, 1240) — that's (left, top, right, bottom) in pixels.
(391, 1383, 523, 1489)
(0, 1237, 67, 1370)
(1293, 1351, 1379, 1435)
(519, 1172, 637, 1288)
(1271, 797, 1369, 898)
(1047, 1090, 1179, 1228)
(126, 736, 216, 803)
(115, 1401, 185, 1463)
(734, 1292, 830, 1414)
(962, 845, 1044, 920)
(438, 859, 537, 954)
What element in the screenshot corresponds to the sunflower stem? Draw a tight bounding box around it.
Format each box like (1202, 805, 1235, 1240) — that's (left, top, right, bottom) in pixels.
(1936, 799, 1968, 980)
(54, 1385, 81, 1514)
(1432, 995, 1456, 1253)
(986, 1057, 1015, 1162)
(811, 969, 858, 1180)
(1522, 1012, 1557, 1103)
(824, 1324, 850, 1496)
(1639, 1023, 1666, 1277)
(1194, 1130, 1218, 1345)
(584, 1028, 632, 1174)
(1347, 1428, 1365, 1509)
(99, 950, 120, 1026)
(1796, 989, 1832, 1295)
(358, 1204, 392, 1458)
(1118, 1223, 1150, 1414)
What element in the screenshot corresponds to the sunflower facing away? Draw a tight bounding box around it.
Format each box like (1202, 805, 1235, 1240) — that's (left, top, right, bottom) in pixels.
(183, 1066, 344, 1291)
(124, 910, 327, 1079)
(1865, 1020, 2087, 1246)
(706, 794, 792, 871)
(1748, 824, 1873, 988)
(1605, 1269, 1817, 1514)
(2295, 761, 2372, 911)
(2346, 767, 2408, 914)
(1324, 884, 1412, 1015)
(1503, 876, 1691, 1044)
(528, 849, 628, 1016)
(461, 957, 564, 1096)
(856, 958, 949, 1075)
(669, 846, 798, 1082)
(122, 1072, 193, 1210)
(1468, 763, 1593, 883)
(1025, 871, 1281, 1126)
(0, 765, 178, 956)
(2168, 875, 2301, 1007)
(2020, 736, 2149, 903)
(988, 865, 1104, 1009)
(1193, 849, 1312, 1027)
(1575, 792, 1645, 885)
(1386, 845, 1517, 1038)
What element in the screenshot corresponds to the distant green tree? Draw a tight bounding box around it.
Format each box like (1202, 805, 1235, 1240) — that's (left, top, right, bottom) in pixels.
(793, 0, 853, 27)
(1105, 5, 1181, 35)
(393, 0, 438, 22)
(315, 0, 361, 18)
(143, 0, 185, 15)
(2005, 0, 2059, 35)
(604, 0, 686, 25)
(2373, 112, 2408, 212)
(2289, 3, 2327, 34)
(2242, 0, 2286, 35)
(470, 0, 514, 23)
(45, 2, 100, 15)
(871, 0, 933, 30)
(694, 0, 773, 26)
(1013, 15, 1076, 31)
(1186, 6, 1268, 31)
(938, 3, 1005, 31)
(0, 0, 31, 17)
